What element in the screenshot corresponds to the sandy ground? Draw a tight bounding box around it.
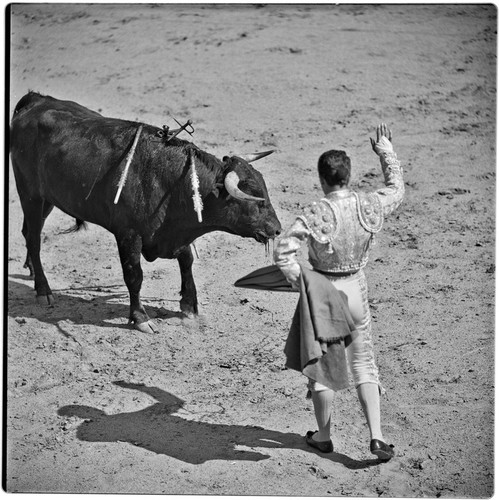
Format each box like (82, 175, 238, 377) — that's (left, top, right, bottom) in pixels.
(5, 3, 496, 497)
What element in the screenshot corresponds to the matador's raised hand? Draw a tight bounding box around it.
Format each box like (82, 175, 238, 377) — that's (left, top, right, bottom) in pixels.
(370, 123, 394, 155)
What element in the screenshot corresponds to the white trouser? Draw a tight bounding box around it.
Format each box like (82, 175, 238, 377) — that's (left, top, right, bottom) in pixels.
(308, 269, 381, 392)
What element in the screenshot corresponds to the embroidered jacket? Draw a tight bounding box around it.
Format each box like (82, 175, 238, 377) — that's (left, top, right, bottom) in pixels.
(274, 150, 404, 286)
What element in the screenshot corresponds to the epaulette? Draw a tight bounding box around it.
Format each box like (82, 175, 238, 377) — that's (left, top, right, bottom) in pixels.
(298, 199, 339, 244)
(354, 192, 383, 233)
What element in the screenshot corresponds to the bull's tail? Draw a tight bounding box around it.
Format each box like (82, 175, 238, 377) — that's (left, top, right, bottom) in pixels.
(59, 218, 88, 234)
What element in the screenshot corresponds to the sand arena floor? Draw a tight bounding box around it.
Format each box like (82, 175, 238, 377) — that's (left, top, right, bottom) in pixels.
(6, 4, 495, 497)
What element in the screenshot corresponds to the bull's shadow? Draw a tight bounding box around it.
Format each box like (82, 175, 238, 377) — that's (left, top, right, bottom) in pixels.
(58, 382, 382, 468)
(7, 277, 183, 333)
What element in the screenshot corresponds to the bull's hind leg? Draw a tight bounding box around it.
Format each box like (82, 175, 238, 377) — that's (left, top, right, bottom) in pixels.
(21, 218, 33, 276)
(177, 245, 198, 316)
(22, 201, 54, 277)
(115, 231, 158, 334)
(18, 197, 55, 306)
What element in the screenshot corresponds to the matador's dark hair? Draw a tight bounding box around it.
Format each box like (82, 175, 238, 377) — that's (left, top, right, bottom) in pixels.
(317, 150, 351, 187)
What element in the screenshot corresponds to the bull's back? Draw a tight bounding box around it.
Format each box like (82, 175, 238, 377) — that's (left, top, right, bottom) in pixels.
(11, 92, 110, 170)
(13, 91, 102, 119)
(10, 92, 142, 228)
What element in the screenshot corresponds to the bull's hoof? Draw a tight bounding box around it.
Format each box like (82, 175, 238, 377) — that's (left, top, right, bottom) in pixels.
(180, 301, 198, 317)
(182, 313, 206, 331)
(181, 311, 196, 320)
(36, 294, 55, 307)
(23, 262, 35, 278)
(135, 319, 159, 334)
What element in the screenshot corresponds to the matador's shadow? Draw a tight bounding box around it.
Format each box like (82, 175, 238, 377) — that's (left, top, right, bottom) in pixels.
(58, 382, 381, 468)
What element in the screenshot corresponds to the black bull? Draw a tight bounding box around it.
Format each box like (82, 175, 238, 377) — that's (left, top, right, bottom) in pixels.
(10, 92, 282, 333)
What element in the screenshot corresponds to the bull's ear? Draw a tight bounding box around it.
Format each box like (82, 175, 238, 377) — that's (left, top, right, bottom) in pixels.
(211, 182, 224, 198)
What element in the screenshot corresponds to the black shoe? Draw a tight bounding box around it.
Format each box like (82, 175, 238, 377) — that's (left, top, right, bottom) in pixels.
(306, 431, 334, 453)
(370, 439, 395, 460)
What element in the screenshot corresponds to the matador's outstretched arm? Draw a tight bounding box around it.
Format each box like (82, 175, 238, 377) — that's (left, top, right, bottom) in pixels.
(370, 123, 405, 216)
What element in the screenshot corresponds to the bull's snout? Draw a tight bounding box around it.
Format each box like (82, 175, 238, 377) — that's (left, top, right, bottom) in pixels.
(271, 224, 281, 238)
(254, 216, 281, 244)
(265, 217, 282, 239)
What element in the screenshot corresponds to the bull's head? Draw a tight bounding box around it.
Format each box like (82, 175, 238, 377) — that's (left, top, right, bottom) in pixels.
(223, 151, 274, 202)
(209, 151, 281, 244)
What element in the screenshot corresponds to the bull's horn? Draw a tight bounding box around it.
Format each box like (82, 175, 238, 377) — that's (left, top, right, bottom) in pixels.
(238, 150, 274, 163)
(224, 171, 265, 202)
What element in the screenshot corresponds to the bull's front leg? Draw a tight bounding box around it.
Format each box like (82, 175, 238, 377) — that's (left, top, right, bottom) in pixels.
(177, 245, 198, 317)
(115, 230, 158, 334)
